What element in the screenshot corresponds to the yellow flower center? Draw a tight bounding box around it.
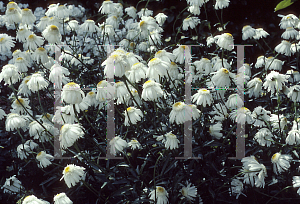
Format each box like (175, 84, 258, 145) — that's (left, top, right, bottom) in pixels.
(67, 82, 77, 86)
(28, 34, 35, 39)
(43, 113, 51, 119)
(50, 25, 58, 30)
(130, 42, 135, 47)
(171, 62, 176, 65)
(222, 68, 229, 74)
(25, 80, 29, 83)
(156, 50, 163, 54)
(133, 62, 140, 66)
(150, 58, 157, 62)
(16, 57, 23, 61)
(140, 21, 145, 27)
(113, 16, 117, 19)
(38, 47, 45, 51)
(37, 152, 42, 156)
(243, 25, 249, 29)
(23, 8, 30, 11)
(127, 107, 132, 111)
(157, 187, 165, 193)
(8, 2, 16, 4)
(0, 38, 5, 42)
(65, 166, 70, 173)
(272, 153, 280, 162)
(88, 92, 95, 96)
(145, 80, 152, 84)
(15, 98, 24, 105)
(174, 102, 183, 107)
(225, 33, 232, 37)
(132, 139, 137, 142)
(9, 8, 15, 11)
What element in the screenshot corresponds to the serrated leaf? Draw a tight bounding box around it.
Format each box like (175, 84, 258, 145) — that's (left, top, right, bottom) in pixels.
(275, 0, 294, 12)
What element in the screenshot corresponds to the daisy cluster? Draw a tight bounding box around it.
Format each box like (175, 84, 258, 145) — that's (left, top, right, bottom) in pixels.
(0, 0, 300, 203)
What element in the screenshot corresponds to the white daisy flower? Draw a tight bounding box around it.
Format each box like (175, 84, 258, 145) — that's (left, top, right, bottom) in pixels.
(37, 16, 49, 31)
(226, 94, 243, 109)
(182, 17, 200, 31)
(128, 139, 142, 150)
(155, 13, 167, 26)
(286, 129, 300, 145)
(14, 57, 30, 72)
(279, 14, 299, 29)
(5, 7, 22, 25)
(0, 64, 20, 85)
(5, 113, 27, 131)
(137, 8, 153, 18)
(109, 136, 128, 155)
(247, 77, 263, 98)
(24, 34, 44, 51)
(141, 80, 164, 101)
(254, 128, 274, 147)
(125, 6, 137, 19)
(147, 58, 169, 81)
(214, 0, 230, 10)
(173, 45, 186, 64)
(149, 186, 168, 204)
(242, 25, 256, 40)
(11, 98, 31, 115)
(251, 106, 271, 127)
(215, 33, 234, 51)
(22, 195, 50, 204)
(59, 124, 84, 149)
(253, 28, 269, 40)
(16, 28, 32, 43)
(61, 164, 85, 188)
(124, 107, 143, 126)
(79, 19, 100, 36)
(27, 72, 49, 93)
(180, 181, 197, 201)
(21, 8, 36, 25)
(1, 175, 23, 194)
(265, 57, 283, 71)
(271, 152, 292, 174)
(56, 5, 70, 19)
(54, 192, 73, 204)
(99, 0, 115, 14)
(293, 176, 300, 195)
(61, 82, 85, 104)
(263, 71, 288, 96)
(42, 25, 61, 44)
(230, 179, 246, 199)
(287, 85, 300, 102)
(36, 151, 54, 168)
(255, 56, 265, 68)
(209, 123, 223, 139)
(194, 58, 213, 75)
(169, 102, 191, 125)
(282, 27, 299, 39)
(211, 68, 234, 88)
(192, 88, 213, 107)
(96, 80, 114, 102)
(230, 107, 253, 124)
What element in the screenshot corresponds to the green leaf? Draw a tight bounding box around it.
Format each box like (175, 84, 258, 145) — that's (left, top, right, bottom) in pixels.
(275, 0, 294, 12)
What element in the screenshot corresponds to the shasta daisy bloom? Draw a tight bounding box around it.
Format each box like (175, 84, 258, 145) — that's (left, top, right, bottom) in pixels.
(255, 56, 265, 68)
(138, 16, 159, 38)
(60, 124, 84, 149)
(163, 132, 180, 150)
(293, 176, 300, 195)
(173, 45, 186, 64)
(61, 82, 85, 104)
(27, 72, 49, 93)
(287, 85, 300, 102)
(155, 13, 168, 26)
(226, 94, 243, 109)
(106, 15, 119, 29)
(22, 195, 50, 204)
(128, 139, 142, 150)
(32, 47, 49, 64)
(194, 58, 213, 75)
(79, 19, 100, 36)
(29, 121, 44, 139)
(102, 53, 129, 78)
(42, 25, 62, 44)
(253, 28, 269, 39)
(17, 143, 30, 160)
(242, 25, 256, 40)
(180, 181, 197, 201)
(211, 68, 234, 88)
(5, 113, 27, 131)
(137, 8, 153, 18)
(0, 34, 15, 53)
(21, 8, 36, 25)
(149, 186, 168, 204)
(5, 7, 21, 24)
(251, 106, 271, 127)
(24, 34, 44, 51)
(182, 17, 200, 31)
(214, 0, 230, 10)
(212, 58, 231, 71)
(286, 130, 300, 145)
(141, 80, 164, 101)
(36, 151, 54, 168)
(282, 27, 298, 39)
(247, 78, 263, 98)
(279, 14, 299, 29)
(207, 35, 215, 47)
(147, 58, 169, 81)
(11, 98, 31, 115)
(124, 107, 143, 126)
(54, 193, 73, 204)
(263, 71, 288, 96)
(96, 80, 114, 102)
(127, 62, 147, 83)
(7, 1, 21, 13)
(208, 122, 222, 139)
(45, 4, 58, 17)
(215, 33, 234, 51)
(271, 152, 292, 174)
(37, 16, 49, 31)
(109, 136, 128, 155)
(188, 5, 201, 15)
(61, 164, 85, 188)
(230, 107, 253, 124)
(125, 6, 137, 18)
(56, 5, 70, 19)
(2, 175, 23, 194)
(230, 179, 246, 199)
(270, 114, 288, 130)
(154, 50, 175, 63)
(192, 89, 213, 107)
(275, 40, 292, 56)
(14, 57, 30, 72)
(254, 128, 274, 147)
(99, 0, 115, 14)
(49, 64, 70, 89)
(169, 102, 191, 125)
(0, 108, 6, 120)
(115, 81, 129, 104)
(0, 64, 20, 85)
(265, 57, 283, 71)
